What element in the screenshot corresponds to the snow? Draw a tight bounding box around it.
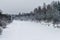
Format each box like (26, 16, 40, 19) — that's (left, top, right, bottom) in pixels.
(0, 20, 60, 40)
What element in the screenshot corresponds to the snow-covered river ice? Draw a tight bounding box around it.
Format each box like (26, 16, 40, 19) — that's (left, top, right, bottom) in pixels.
(0, 20, 60, 40)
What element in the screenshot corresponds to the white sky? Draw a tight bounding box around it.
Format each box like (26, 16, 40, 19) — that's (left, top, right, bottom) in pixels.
(0, 0, 59, 14)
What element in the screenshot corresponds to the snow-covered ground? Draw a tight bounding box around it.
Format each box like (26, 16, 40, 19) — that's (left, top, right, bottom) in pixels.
(0, 20, 60, 40)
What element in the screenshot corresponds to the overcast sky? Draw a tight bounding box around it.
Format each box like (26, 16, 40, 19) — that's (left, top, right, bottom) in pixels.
(0, 0, 59, 14)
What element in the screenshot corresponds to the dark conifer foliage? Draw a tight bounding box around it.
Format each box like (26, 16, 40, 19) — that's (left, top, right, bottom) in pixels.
(0, 10, 13, 35)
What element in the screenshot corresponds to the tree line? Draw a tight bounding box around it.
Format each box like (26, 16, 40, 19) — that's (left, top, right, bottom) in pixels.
(17, 1, 60, 27)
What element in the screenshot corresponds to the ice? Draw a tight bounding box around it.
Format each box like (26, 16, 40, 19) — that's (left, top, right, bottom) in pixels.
(0, 20, 60, 40)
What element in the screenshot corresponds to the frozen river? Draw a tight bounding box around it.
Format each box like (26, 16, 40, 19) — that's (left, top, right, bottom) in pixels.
(0, 20, 60, 40)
